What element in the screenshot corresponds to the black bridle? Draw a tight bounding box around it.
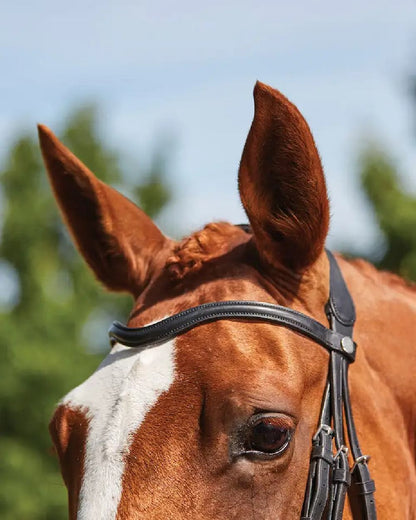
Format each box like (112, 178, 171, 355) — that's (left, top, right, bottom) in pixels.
(108, 250, 377, 519)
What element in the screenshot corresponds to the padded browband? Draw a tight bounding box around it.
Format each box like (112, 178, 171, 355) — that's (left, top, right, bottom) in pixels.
(109, 257, 356, 362)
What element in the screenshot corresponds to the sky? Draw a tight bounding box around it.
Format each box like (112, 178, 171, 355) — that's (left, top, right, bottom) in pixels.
(1, 1, 416, 254)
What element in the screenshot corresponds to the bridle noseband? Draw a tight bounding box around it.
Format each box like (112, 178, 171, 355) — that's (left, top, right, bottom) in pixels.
(108, 250, 377, 519)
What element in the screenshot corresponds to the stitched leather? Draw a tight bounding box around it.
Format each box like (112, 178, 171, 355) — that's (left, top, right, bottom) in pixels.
(324, 252, 377, 520)
(109, 301, 355, 361)
(326, 250, 356, 327)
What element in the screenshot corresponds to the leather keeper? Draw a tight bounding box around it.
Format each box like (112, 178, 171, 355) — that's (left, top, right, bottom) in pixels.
(333, 467, 352, 486)
(351, 479, 376, 496)
(311, 444, 333, 465)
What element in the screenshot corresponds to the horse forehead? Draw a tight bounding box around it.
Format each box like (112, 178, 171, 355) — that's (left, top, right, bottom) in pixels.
(61, 341, 177, 520)
(64, 343, 173, 407)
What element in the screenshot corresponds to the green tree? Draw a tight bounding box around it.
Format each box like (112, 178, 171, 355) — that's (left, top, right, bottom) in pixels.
(354, 71, 416, 281)
(358, 147, 416, 280)
(0, 106, 172, 519)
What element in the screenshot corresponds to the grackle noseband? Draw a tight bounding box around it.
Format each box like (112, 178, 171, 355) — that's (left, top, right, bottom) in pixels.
(108, 249, 377, 520)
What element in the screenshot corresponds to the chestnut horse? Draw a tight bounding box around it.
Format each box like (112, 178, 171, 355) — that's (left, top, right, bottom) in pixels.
(40, 82, 416, 519)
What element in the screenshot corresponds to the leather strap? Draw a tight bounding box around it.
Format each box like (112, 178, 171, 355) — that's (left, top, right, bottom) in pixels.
(326, 250, 356, 328)
(325, 251, 377, 520)
(109, 301, 355, 361)
(301, 251, 376, 519)
(343, 366, 377, 520)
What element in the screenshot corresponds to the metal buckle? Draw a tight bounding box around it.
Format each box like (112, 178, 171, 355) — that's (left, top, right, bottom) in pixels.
(352, 454, 371, 472)
(334, 445, 349, 459)
(312, 424, 334, 441)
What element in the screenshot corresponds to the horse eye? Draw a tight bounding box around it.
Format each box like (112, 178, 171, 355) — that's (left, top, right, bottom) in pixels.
(243, 414, 293, 458)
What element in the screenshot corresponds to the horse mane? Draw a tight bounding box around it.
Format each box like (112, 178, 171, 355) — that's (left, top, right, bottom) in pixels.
(167, 225, 416, 296)
(166, 222, 249, 280)
(348, 257, 416, 294)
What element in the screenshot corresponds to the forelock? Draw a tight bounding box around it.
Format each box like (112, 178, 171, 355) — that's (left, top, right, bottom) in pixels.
(165, 222, 249, 280)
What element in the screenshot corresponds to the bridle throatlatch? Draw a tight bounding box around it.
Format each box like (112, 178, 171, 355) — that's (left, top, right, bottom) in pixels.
(108, 250, 377, 519)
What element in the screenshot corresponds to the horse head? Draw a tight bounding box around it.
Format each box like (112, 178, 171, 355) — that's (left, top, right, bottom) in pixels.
(40, 82, 415, 519)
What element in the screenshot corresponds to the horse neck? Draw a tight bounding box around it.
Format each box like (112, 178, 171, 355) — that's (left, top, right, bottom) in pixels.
(340, 256, 416, 425)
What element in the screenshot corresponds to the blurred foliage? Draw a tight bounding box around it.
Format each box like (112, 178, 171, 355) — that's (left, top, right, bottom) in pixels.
(0, 106, 172, 519)
(355, 71, 416, 282)
(359, 148, 416, 280)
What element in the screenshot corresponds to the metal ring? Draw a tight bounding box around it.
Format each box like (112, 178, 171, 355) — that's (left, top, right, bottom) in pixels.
(312, 424, 334, 441)
(352, 454, 371, 471)
(334, 445, 349, 459)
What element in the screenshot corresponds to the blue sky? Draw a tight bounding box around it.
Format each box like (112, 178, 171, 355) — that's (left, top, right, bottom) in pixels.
(1, 1, 416, 253)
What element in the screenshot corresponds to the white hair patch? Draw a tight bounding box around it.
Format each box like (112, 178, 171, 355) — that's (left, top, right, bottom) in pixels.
(62, 340, 176, 520)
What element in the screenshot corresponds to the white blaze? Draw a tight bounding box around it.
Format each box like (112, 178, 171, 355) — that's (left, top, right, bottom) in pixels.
(63, 340, 176, 520)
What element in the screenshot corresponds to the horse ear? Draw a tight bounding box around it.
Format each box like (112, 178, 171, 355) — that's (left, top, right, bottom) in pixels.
(38, 125, 171, 295)
(238, 82, 330, 272)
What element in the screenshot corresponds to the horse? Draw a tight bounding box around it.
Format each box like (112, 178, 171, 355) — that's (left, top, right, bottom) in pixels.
(39, 81, 416, 519)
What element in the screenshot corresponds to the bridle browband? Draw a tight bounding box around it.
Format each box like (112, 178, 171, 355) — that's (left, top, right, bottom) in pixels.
(108, 250, 377, 519)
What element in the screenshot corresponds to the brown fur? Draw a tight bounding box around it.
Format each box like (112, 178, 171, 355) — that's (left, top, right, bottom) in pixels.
(49, 406, 89, 520)
(166, 222, 249, 280)
(37, 125, 173, 295)
(41, 83, 416, 519)
(239, 82, 330, 272)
